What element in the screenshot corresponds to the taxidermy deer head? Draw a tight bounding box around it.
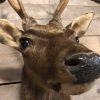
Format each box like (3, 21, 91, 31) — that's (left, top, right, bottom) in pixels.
(0, 0, 100, 100)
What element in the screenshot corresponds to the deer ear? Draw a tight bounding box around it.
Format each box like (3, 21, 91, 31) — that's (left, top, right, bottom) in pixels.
(66, 13, 94, 37)
(0, 19, 22, 48)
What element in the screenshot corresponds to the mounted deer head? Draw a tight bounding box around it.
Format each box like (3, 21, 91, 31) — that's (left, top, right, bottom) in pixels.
(0, 0, 100, 100)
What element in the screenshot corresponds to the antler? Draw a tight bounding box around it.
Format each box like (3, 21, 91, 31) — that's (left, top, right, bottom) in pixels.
(8, 0, 69, 37)
(8, 0, 37, 30)
(8, 0, 28, 19)
(23, 0, 69, 37)
(50, 0, 69, 24)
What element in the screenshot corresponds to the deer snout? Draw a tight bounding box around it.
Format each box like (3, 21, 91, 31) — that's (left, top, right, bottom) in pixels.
(65, 53, 100, 84)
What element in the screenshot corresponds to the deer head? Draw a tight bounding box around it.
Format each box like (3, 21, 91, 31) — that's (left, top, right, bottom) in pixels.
(0, 0, 100, 100)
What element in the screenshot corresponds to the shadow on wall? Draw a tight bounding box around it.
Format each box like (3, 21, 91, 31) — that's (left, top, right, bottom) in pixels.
(0, 0, 6, 3)
(0, 68, 21, 81)
(91, 0, 100, 3)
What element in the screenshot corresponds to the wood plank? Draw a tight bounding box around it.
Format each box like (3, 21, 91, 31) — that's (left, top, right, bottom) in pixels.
(50, 0, 100, 6)
(1, 4, 100, 36)
(3, 0, 49, 4)
(80, 36, 100, 53)
(71, 79, 100, 100)
(0, 44, 23, 84)
(0, 5, 100, 20)
(0, 84, 20, 100)
(2, 0, 100, 5)
(0, 79, 100, 100)
(21, 0, 49, 4)
(1, 0, 100, 5)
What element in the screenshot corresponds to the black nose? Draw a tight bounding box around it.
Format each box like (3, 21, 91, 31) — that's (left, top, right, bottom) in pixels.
(65, 53, 100, 83)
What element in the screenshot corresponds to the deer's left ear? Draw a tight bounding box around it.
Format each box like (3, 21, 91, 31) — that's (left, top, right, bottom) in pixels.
(0, 19, 22, 48)
(66, 13, 94, 37)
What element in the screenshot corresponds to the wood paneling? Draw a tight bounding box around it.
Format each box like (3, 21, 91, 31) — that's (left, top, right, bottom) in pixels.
(80, 36, 100, 53)
(0, 44, 22, 84)
(0, 79, 100, 100)
(1, 4, 100, 36)
(4, 0, 49, 4)
(0, 84, 20, 100)
(50, 0, 100, 6)
(1, 4, 100, 20)
(72, 79, 100, 100)
(2, 0, 100, 5)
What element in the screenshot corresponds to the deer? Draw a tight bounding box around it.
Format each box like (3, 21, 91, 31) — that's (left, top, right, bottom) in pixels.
(0, 0, 100, 100)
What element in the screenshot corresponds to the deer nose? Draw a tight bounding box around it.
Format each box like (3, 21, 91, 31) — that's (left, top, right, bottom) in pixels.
(65, 53, 100, 83)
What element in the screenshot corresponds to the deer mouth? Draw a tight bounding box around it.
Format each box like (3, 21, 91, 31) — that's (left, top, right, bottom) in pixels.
(48, 80, 94, 95)
(51, 83, 61, 92)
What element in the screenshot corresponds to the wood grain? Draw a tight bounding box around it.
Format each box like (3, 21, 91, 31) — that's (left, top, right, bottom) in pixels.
(1, 4, 100, 36)
(0, 84, 20, 100)
(0, 4, 100, 20)
(72, 79, 100, 100)
(3, 0, 100, 5)
(0, 44, 23, 84)
(0, 79, 100, 100)
(4, 0, 49, 4)
(50, 0, 100, 6)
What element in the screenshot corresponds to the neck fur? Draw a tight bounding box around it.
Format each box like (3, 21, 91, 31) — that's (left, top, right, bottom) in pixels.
(21, 66, 70, 100)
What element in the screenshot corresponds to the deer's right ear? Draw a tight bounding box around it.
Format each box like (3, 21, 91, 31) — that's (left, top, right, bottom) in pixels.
(0, 19, 22, 48)
(66, 13, 94, 38)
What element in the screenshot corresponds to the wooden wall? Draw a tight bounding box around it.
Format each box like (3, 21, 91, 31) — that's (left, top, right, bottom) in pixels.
(0, 0, 100, 100)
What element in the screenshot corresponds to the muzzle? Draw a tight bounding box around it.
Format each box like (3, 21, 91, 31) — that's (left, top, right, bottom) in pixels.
(65, 52, 100, 83)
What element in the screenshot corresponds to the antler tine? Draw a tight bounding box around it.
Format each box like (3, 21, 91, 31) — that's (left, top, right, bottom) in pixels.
(8, 0, 37, 31)
(8, 0, 36, 24)
(50, 0, 69, 23)
(8, 0, 28, 19)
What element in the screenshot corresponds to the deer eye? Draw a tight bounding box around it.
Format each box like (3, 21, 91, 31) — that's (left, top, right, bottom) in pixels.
(19, 37, 32, 49)
(75, 37, 79, 43)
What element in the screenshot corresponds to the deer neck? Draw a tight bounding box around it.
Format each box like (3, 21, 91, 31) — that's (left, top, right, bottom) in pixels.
(21, 66, 71, 100)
